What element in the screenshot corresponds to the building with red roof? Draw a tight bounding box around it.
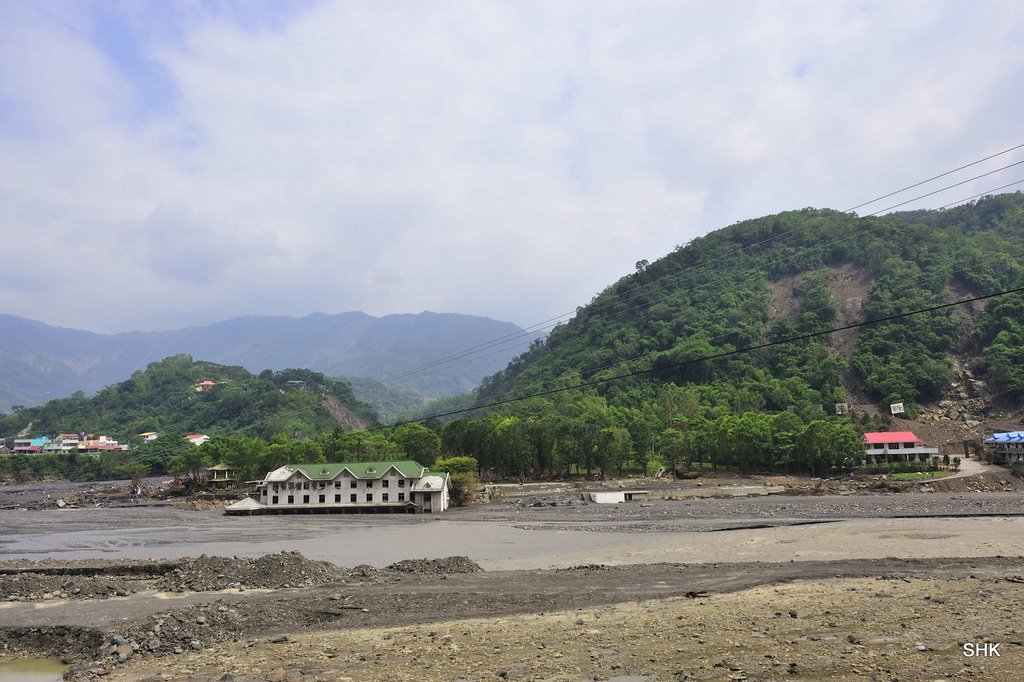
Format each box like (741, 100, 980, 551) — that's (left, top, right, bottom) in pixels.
(862, 431, 939, 462)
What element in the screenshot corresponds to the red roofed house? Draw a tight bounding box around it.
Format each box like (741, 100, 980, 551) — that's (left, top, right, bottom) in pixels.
(195, 380, 216, 392)
(862, 431, 939, 462)
(185, 434, 210, 446)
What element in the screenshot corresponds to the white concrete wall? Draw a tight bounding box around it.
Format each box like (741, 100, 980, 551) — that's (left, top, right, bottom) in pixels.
(260, 471, 416, 509)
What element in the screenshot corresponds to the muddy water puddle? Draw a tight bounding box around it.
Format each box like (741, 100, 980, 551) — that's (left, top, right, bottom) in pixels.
(0, 658, 67, 682)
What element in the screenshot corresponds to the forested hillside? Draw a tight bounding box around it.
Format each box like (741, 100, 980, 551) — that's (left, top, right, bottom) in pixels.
(480, 193, 1024, 410)
(0, 311, 540, 412)
(0, 355, 376, 440)
(4, 197, 1022, 484)
(425, 194, 1024, 478)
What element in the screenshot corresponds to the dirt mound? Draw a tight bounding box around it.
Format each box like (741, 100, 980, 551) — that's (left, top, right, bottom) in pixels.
(513, 494, 583, 507)
(0, 625, 104, 662)
(913, 471, 1024, 494)
(385, 556, 483, 575)
(156, 551, 347, 592)
(556, 564, 609, 572)
(0, 573, 143, 601)
(0, 560, 178, 602)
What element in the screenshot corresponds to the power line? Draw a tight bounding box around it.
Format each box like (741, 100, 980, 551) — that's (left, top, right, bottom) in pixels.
(387, 178, 1024, 389)
(384, 285, 1024, 427)
(844, 142, 1024, 213)
(866, 159, 1024, 214)
(445, 251, 1023, 412)
(469, 179, 1024, 402)
(380, 145, 1024, 385)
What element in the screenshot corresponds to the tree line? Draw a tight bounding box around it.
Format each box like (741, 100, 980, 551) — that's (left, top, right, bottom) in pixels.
(1, 382, 873, 485)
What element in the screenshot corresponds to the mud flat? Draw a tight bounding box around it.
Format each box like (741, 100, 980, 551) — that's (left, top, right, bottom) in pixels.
(1, 555, 1023, 681)
(4, 489, 1024, 568)
(2, 480, 1024, 680)
(96, 575, 1024, 682)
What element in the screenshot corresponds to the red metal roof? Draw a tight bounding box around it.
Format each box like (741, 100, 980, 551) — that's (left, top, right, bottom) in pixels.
(862, 431, 921, 444)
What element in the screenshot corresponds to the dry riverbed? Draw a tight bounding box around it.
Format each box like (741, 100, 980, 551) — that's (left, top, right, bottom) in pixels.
(108, 574, 1024, 682)
(2, 555, 1024, 681)
(2, 471, 1024, 680)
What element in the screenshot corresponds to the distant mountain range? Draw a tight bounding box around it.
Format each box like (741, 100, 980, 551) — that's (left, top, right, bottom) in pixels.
(0, 311, 541, 413)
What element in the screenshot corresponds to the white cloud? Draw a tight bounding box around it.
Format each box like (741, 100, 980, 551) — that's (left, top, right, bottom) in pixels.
(1, 0, 1023, 333)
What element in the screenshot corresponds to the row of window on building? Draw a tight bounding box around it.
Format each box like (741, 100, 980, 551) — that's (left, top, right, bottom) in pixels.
(271, 478, 406, 491)
(269, 491, 408, 505)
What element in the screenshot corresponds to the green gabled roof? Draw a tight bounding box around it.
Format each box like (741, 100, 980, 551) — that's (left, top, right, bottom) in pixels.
(288, 460, 426, 480)
(207, 462, 233, 471)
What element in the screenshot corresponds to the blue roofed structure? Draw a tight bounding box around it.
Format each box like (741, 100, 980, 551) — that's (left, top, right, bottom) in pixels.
(983, 431, 1024, 464)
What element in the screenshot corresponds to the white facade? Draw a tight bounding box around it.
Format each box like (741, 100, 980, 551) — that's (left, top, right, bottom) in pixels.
(245, 461, 450, 515)
(862, 432, 939, 462)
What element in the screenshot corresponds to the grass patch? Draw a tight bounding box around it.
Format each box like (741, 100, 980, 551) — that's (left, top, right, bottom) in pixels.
(890, 470, 950, 480)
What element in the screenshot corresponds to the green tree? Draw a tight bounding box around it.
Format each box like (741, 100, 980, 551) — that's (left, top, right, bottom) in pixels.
(114, 462, 149, 492)
(168, 444, 212, 491)
(434, 456, 479, 506)
(391, 423, 441, 466)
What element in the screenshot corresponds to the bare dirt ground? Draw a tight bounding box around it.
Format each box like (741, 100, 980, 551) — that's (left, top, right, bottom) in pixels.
(3, 470, 1024, 681)
(100, 573, 1024, 682)
(3, 556, 1023, 681)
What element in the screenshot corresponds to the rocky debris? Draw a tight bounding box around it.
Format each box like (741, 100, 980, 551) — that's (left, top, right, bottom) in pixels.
(155, 551, 347, 592)
(913, 471, 1024, 493)
(513, 494, 583, 507)
(0, 572, 143, 601)
(64, 571, 1024, 682)
(0, 553, 488, 603)
(386, 557, 482, 575)
(0, 552, 348, 601)
(0, 559, 179, 602)
(0, 625, 104, 661)
(556, 564, 610, 572)
(6, 556, 1024, 682)
(0, 482, 170, 511)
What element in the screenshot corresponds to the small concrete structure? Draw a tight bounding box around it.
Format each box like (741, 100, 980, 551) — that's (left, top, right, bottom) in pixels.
(586, 491, 626, 504)
(584, 490, 650, 504)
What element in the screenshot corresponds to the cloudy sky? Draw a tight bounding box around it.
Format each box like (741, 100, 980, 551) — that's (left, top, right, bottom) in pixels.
(2, 0, 1023, 335)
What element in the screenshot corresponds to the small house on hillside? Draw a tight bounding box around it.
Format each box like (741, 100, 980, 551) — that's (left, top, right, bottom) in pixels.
(185, 434, 210, 446)
(13, 437, 49, 453)
(194, 380, 216, 392)
(227, 460, 449, 515)
(862, 431, 940, 462)
(42, 433, 80, 453)
(81, 435, 127, 452)
(984, 431, 1024, 464)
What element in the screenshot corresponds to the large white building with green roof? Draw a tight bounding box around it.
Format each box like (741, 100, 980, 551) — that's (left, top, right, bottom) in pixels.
(244, 460, 450, 514)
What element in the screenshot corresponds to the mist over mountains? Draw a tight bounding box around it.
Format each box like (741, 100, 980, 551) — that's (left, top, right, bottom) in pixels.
(0, 311, 540, 412)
